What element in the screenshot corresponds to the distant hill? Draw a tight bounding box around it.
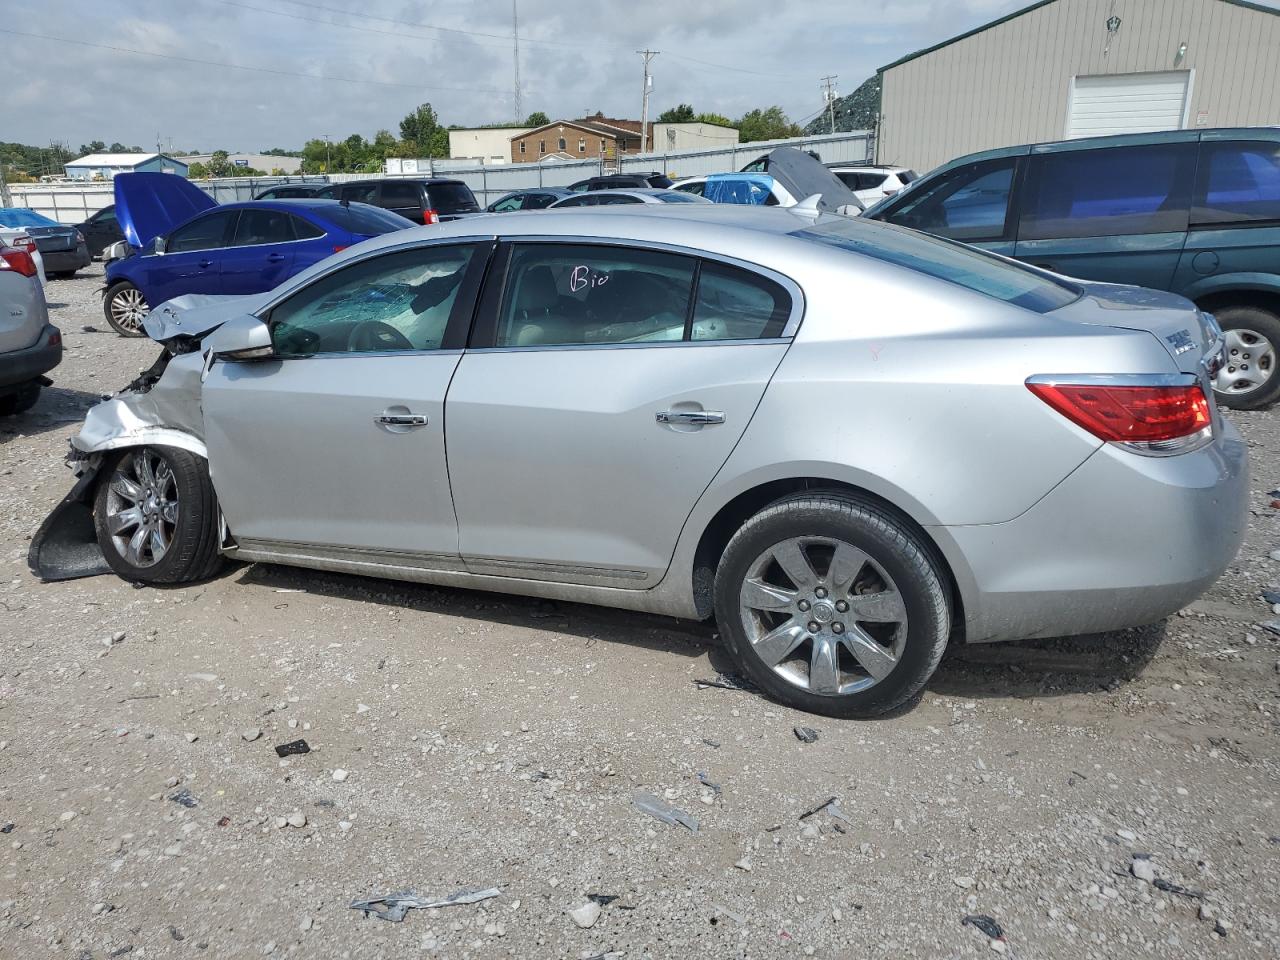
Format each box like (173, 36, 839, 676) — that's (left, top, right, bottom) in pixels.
(804, 75, 881, 135)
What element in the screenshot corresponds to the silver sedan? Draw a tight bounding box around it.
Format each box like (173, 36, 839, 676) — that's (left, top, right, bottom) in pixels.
(31, 205, 1248, 717)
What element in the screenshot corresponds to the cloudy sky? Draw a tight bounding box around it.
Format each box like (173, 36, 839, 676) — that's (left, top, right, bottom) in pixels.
(2, 0, 1276, 153)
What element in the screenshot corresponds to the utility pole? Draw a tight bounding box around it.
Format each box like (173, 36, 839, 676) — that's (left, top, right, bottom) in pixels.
(821, 75, 839, 134)
(512, 0, 523, 123)
(0, 164, 12, 208)
(637, 49, 659, 153)
(322, 134, 331, 172)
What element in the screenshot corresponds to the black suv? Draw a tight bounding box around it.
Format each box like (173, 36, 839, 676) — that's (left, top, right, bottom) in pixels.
(568, 172, 674, 192)
(318, 178, 481, 224)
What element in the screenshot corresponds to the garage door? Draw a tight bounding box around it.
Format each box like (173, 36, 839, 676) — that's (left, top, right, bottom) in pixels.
(1066, 71, 1191, 139)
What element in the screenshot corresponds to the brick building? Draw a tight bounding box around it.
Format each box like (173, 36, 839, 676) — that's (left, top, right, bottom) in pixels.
(510, 115, 653, 163)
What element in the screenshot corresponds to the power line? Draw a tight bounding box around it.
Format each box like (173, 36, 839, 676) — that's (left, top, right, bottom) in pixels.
(512, 0, 522, 122)
(0, 26, 505, 94)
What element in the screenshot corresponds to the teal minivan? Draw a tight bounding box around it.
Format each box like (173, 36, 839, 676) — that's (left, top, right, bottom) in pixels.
(866, 128, 1280, 409)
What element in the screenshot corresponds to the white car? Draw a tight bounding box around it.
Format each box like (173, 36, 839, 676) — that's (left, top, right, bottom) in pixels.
(827, 165, 918, 208)
(0, 228, 46, 287)
(671, 175, 797, 207)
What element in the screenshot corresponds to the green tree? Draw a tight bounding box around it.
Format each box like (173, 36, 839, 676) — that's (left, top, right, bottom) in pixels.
(657, 104, 696, 123)
(735, 106, 803, 143)
(399, 102, 448, 157)
(525, 111, 549, 127)
(695, 112, 733, 127)
(208, 150, 232, 178)
(79, 140, 106, 155)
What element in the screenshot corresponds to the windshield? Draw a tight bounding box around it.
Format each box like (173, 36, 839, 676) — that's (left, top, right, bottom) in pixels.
(318, 202, 414, 235)
(794, 217, 1080, 314)
(0, 209, 59, 228)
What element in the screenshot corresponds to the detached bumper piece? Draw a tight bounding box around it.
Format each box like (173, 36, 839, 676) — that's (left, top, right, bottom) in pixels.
(27, 466, 112, 582)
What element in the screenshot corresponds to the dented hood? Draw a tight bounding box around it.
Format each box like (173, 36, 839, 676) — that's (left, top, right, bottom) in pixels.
(142, 291, 273, 342)
(114, 172, 217, 247)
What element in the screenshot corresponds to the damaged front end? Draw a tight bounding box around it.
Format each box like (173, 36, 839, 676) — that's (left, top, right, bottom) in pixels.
(28, 293, 256, 581)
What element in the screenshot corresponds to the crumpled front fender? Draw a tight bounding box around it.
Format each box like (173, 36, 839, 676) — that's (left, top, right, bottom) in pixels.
(71, 350, 208, 459)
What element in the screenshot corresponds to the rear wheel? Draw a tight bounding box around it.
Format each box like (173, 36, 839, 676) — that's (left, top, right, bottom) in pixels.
(93, 446, 224, 584)
(714, 492, 950, 718)
(1212, 306, 1280, 410)
(0, 382, 41, 416)
(104, 281, 148, 337)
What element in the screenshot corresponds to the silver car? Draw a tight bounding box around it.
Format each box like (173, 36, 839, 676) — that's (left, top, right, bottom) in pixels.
(29, 206, 1247, 717)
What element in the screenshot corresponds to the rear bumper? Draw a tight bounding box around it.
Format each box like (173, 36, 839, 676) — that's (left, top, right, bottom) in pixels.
(934, 419, 1249, 643)
(41, 244, 91, 272)
(0, 325, 63, 390)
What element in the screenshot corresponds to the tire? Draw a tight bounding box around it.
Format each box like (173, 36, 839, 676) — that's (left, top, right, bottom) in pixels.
(94, 446, 224, 585)
(103, 280, 149, 337)
(713, 491, 950, 718)
(1212, 306, 1280, 410)
(0, 382, 41, 416)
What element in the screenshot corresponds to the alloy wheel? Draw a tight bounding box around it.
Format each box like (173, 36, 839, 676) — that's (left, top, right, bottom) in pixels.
(103, 449, 179, 568)
(109, 287, 148, 333)
(738, 536, 908, 696)
(1215, 327, 1276, 396)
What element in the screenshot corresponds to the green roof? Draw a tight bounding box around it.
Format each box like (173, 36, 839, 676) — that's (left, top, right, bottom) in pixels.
(878, 0, 1278, 74)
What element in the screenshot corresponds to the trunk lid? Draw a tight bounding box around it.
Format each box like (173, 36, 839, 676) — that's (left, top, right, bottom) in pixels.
(1052, 280, 1221, 377)
(114, 172, 217, 248)
(26, 225, 79, 253)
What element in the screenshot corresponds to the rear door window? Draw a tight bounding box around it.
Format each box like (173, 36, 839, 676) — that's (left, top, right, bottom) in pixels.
(231, 209, 297, 246)
(380, 181, 422, 208)
(491, 195, 524, 212)
(523, 193, 559, 209)
(341, 182, 380, 205)
(426, 182, 479, 213)
(1193, 140, 1280, 226)
(1020, 143, 1196, 239)
(882, 159, 1016, 242)
(674, 181, 705, 196)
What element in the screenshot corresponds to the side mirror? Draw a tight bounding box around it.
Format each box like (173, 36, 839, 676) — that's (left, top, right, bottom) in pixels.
(205, 314, 274, 362)
(154, 235, 167, 254)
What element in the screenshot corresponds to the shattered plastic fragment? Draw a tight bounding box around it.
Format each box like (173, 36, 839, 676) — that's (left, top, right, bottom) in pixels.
(798, 796, 851, 823)
(711, 902, 746, 925)
(631, 790, 700, 832)
(587, 894, 619, 906)
(1262, 590, 1280, 605)
(168, 789, 198, 809)
(962, 915, 1006, 940)
(692, 673, 758, 692)
(274, 739, 311, 757)
(350, 886, 501, 922)
(793, 726, 819, 743)
(1153, 878, 1204, 900)
(696, 772, 722, 795)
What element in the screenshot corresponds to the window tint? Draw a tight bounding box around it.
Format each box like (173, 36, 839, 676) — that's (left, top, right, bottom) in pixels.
(594, 194, 641, 205)
(270, 245, 479, 356)
(341, 182, 380, 205)
(795, 218, 1080, 314)
(898, 170, 918, 184)
(885, 160, 1015, 241)
(313, 185, 338, 200)
(674, 180, 705, 196)
(232, 208, 296, 246)
(655, 191, 703, 203)
(497, 244, 696, 347)
(380, 181, 422, 206)
(1193, 140, 1280, 225)
(523, 193, 558, 209)
(426, 182, 479, 213)
(491, 195, 523, 212)
(1020, 143, 1196, 240)
(691, 262, 791, 340)
(552, 195, 595, 208)
(291, 215, 325, 239)
(319, 202, 411, 234)
(96, 207, 118, 224)
(167, 210, 236, 252)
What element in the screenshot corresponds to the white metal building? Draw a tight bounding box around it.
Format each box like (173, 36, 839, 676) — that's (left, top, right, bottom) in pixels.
(652, 122, 740, 153)
(877, 0, 1280, 171)
(63, 153, 189, 180)
(448, 127, 532, 163)
(179, 153, 302, 174)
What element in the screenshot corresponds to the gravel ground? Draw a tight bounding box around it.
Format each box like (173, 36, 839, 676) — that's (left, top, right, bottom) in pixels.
(1, 266, 1278, 959)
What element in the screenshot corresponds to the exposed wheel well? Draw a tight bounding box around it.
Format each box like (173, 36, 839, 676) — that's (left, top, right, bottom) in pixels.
(690, 477, 964, 631)
(1195, 289, 1280, 318)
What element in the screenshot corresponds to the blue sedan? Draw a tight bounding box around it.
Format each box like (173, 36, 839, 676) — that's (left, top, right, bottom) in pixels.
(102, 198, 411, 336)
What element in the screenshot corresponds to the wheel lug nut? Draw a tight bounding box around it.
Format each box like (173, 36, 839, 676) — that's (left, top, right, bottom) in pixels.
(807, 622, 819, 633)
(798, 599, 810, 611)
(835, 600, 849, 612)
(832, 622, 845, 634)
(815, 587, 827, 599)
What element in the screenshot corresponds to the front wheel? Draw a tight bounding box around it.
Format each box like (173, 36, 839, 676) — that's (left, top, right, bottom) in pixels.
(1212, 306, 1280, 410)
(94, 446, 224, 584)
(714, 492, 950, 718)
(103, 280, 149, 337)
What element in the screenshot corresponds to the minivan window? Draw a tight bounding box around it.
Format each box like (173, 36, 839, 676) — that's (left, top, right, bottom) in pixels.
(380, 181, 422, 206)
(341, 182, 379, 205)
(426, 182, 479, 213)
(1193, 140, 1280, 226)
(883, 160, 1015, 241)
(1020, 143, 1196, 240)
(794, 218, 1080, 314)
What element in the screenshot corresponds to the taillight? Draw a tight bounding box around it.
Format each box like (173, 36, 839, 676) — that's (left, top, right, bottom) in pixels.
(48, 329, 62, 347)
(13, 236, 36, 252)
(332, 245, 348, 254)
(422, 208, 439, 225)
(0, 248, 38, 277)
(1027, 377, 1213, 454)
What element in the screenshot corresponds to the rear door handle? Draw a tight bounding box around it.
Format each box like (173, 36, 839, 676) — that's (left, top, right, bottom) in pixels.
(656, 410, 726, 425)
(198, 259, 212, 268)
(266, 253, 286, 263)
(375, 414, 428, 427)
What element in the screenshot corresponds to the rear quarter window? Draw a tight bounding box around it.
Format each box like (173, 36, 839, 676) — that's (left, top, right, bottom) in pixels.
(1193, 140, 1280, 225)
(794, 218, 1080, 314)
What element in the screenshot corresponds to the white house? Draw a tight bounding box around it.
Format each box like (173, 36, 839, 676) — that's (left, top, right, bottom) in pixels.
(63, 153, 189, 180)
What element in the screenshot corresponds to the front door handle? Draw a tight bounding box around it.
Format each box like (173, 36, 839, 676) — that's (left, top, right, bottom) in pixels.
(375, 414, 428, 427)
(656, 410, 726, 425)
